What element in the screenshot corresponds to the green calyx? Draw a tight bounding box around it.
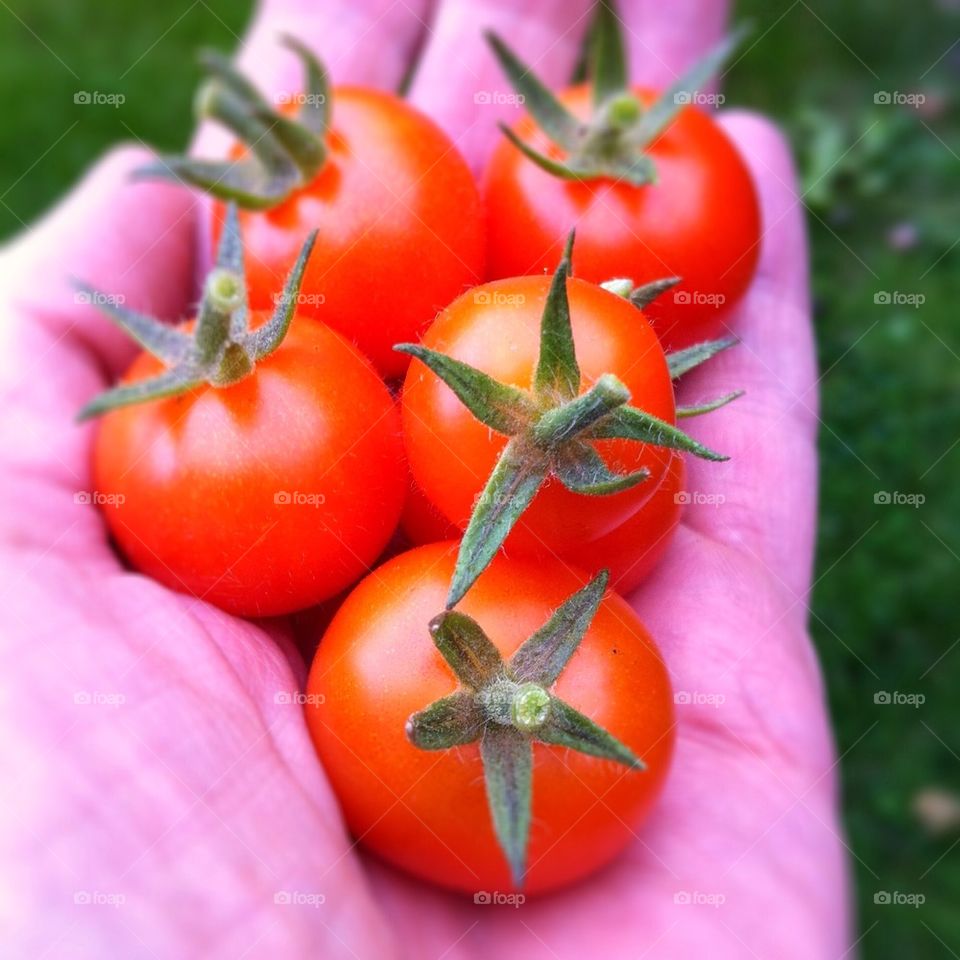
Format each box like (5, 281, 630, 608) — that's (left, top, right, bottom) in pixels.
(406, 570, 643, 886)
(486, 1, 745, 185)
(396, 233, 728, 609)
(137, 37, 330, 208)
(77, 204, 317, 420)
(599, 278, 745, 418)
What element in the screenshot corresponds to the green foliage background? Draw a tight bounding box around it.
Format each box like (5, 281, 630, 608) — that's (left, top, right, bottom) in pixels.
(0, 1, 957, 955)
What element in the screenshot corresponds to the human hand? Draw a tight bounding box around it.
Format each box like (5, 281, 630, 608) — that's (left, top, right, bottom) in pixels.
(0, 0, 849, 957)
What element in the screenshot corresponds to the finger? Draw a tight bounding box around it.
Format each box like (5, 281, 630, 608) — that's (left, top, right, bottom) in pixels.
(0, 146, 196, 489)
(242, 0, 431, 90)
(407, 0, 593, 171)
(676, 110, 818, 603)
(618, 0, 731, 89)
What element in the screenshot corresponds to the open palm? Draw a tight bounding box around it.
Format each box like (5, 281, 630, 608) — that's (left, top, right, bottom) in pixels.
(0, 0, 849, 957)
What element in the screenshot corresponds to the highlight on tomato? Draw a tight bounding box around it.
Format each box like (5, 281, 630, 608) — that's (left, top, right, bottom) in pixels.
(304, 542, 675, 894)
(143, 38, 484, 378)
(481, 1, 761, 351)
(79, 206, 405, 617)
(397, 235, 734, 607)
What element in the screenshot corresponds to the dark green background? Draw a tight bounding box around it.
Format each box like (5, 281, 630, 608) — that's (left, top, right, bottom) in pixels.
(1, 1, 957, 955)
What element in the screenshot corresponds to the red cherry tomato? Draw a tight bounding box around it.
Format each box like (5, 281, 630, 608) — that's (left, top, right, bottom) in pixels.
(94, 318, 405, 616)
(482, 86, 760, 350)
(401, 275, 675, 554)
(305, 542, 674, 894)
(214, 88, 485, 378)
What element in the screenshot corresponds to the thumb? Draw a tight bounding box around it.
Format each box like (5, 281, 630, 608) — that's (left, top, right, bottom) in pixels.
(0, 144, 197, 381)
(0, 145, 196, 502)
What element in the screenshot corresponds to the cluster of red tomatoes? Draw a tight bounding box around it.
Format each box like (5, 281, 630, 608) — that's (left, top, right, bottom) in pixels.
(81, 8, 759, 895)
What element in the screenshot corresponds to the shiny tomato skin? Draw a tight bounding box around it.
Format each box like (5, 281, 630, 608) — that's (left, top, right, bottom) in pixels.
(214, 87, 485, 379)
(94, 317, 405, 617)
(305, 543, 674, 895)
(401, 275, 676, 554)
(482, 85, 760, 351)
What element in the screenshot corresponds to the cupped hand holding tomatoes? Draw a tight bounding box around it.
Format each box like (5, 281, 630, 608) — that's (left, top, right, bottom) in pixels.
(151, 41, 485, 378)
(305, 542, 674, 894)
(481, 17, 760, 351)
(84, 209, 405, 617)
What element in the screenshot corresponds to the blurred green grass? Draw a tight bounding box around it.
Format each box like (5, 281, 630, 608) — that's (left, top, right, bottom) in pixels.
(0, 1, 957, 956)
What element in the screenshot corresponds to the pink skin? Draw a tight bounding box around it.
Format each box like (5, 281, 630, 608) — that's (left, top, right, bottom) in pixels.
(0, 1, 850, 957)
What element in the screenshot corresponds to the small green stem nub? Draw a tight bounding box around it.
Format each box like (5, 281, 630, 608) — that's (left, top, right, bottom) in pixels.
(511, 684, 552, 732)
(206, 268, 245, 313)
(76, 203, 317, 419)
(487, 2, 746, 187)
(531, 373, 630, 446)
